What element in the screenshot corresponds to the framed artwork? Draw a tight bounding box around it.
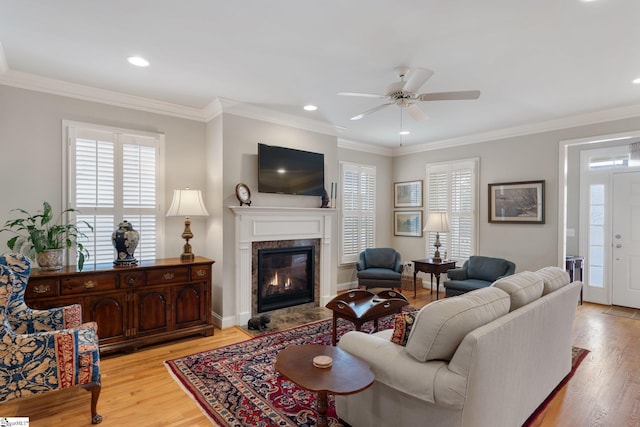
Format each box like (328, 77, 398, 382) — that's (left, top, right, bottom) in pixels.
(488, 180, 545, 224)
(394, 180, 423, 208)
(394, 210, 423, 237)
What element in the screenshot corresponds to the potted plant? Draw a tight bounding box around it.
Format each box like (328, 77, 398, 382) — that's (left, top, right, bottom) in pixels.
(1, 201, 93, 270)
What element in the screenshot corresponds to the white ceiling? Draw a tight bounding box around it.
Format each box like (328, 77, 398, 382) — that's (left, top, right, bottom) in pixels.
(1, 0, 640, 148)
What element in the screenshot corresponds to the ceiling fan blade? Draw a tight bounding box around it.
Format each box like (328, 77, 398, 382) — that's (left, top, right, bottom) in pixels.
(402, 68, 434, 93)
(350, 102, 394, 120)
(418, 90, 481, 101)
(338, 92, 386, 98)
(406, 104, 429, 122)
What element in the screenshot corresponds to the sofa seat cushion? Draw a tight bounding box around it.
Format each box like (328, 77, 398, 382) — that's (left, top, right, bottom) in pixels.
(491, 271, 544, 311)
(443, 278, 491, 292)
(357, 268, 402, 281)
(536, 266, 571, 295)
(405, 287, 510, 362)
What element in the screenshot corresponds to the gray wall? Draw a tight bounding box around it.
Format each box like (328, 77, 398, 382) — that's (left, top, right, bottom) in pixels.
(0, 85, 208, 262)
(219, 113, 339, 325)
(393, 116, 640, 272)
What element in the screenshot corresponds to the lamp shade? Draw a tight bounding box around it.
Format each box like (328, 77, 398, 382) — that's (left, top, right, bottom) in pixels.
(166, 189, 209, 217)
(424, 212, 450, 233)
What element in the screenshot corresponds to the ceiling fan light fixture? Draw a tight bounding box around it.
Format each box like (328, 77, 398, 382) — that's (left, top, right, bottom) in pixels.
(127, 56, 149, 67)
(303, 104, 317, 111)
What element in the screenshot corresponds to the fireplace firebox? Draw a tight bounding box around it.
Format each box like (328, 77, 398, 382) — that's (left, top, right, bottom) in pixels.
(257, 246, 315, 313)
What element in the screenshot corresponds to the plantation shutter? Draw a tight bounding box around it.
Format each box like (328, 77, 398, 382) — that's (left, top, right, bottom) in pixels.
(66, 123, 163, 266)
(426, 159, 477, 263)
(340, 162, 376, 264)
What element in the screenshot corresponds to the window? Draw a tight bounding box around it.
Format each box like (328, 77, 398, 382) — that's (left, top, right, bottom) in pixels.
(340, 162, 375, 264)
(64, 121, 164, 266)
(425, 159, 478, 263)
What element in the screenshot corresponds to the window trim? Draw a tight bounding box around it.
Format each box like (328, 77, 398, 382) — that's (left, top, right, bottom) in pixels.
(62, 120, 166, 264)
(339, 161, 376, 265)
(425, 158, 479, 264)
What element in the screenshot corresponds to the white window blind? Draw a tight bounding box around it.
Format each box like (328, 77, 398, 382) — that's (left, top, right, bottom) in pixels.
(426, 159, 478, 263)
(340, 162, 376, 264)
(66, 123, 163, 267)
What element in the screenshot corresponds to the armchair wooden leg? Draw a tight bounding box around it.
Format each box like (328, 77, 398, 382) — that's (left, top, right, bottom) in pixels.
(82, 381, 103, 424)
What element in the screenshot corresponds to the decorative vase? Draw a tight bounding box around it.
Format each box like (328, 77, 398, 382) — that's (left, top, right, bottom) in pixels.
(36, 248, 65, 271)
(112, 220, 139, 266)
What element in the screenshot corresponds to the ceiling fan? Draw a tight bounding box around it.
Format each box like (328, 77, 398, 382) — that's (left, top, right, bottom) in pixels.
(339, 66, 481, 122)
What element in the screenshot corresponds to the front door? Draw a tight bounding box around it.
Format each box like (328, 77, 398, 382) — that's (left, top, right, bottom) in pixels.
(612, 171, 640, 308)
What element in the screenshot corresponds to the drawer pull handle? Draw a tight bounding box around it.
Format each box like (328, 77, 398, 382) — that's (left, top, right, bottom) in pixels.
(162, 272, 175, 280)
(125, 275, 138, 285)
(83, 280, 98, 289)
(33, 284, 51, 294)
(196, 269, 206, 277)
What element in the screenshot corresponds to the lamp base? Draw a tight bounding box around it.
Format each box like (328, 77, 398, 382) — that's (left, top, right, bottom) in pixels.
(180, 253, 195, 262)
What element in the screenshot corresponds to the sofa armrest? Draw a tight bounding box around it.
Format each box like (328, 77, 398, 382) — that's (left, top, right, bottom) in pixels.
(356, 252, 366, 271)
(338, 330, 465, 408)
(446, 268, 468, 281)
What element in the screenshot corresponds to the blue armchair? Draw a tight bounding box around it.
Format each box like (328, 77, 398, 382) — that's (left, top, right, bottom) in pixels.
(356, 248, 404, 291)
(443, 255, 516, 297)
(0, 253, 102, 424)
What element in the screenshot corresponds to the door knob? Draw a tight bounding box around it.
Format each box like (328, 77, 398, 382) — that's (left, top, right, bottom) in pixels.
(615, 234, 621, 239)
(616, 244, 622, 248)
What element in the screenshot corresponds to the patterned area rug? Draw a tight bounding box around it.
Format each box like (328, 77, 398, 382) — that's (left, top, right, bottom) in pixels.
(165, 313, 589, 427)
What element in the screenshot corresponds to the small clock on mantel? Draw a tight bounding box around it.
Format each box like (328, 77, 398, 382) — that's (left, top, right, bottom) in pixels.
(235, 183, 252, 206)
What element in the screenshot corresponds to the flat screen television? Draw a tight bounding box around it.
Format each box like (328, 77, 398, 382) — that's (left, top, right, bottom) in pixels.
(258, 143, 325, 196)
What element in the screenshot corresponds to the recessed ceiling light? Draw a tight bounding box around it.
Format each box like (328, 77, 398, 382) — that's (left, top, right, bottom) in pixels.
(633, 77, 640, 84)
(303, 105, 317, 111)
(127, 56, 149, 67)
(399, 130, 410, 135)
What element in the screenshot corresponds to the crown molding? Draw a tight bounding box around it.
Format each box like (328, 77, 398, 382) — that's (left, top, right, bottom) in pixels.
(0, 69, 207, 121)
(393, 103, 640, 156)
(338, 138, 393, 156)
(212, 97, 340, 137)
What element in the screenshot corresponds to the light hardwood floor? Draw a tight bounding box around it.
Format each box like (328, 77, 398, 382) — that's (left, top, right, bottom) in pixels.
(1, 286, 639, 426)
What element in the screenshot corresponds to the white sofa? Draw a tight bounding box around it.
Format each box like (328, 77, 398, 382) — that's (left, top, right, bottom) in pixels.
(336, 267, 582, 427)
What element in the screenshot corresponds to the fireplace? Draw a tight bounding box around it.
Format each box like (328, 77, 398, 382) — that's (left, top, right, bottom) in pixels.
(257, 246, 314, 313)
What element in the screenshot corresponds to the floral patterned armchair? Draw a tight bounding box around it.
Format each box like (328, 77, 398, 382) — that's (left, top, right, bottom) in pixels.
(0, 254, 102, 424)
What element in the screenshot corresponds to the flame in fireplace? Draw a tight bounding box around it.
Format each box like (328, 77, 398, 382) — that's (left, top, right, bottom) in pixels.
(268, 272, 292, 290)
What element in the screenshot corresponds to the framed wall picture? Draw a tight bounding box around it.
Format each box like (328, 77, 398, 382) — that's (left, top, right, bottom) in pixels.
(488, 180, 545, 224)
(394, 210, 423, 237)
(394, 180, 423, 208)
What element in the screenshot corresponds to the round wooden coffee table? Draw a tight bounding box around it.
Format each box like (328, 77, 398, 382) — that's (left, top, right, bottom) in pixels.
(275, 344, 374, 427)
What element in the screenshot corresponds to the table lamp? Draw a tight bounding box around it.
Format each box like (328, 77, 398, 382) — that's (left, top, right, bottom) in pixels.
(424, 212, 450, 263)
(166, 188, 209, 261)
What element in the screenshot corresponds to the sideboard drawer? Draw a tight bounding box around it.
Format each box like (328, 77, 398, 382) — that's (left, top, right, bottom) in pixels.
(26, 279, 59, 299)
(61, 273, 117, 295)
(145, 267, 189, 285)
(191, 265, 210, 281)
(120, 271, 145, 287)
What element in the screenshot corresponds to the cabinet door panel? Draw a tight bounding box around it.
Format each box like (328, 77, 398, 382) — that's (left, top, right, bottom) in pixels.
(174, 283, 206, 328)
(86, 293, 127, 344)
(135, 289, 170, 336)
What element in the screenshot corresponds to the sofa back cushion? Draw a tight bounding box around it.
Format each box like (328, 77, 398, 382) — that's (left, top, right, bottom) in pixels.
(405, 287, 510, 362)
(536, 266, 570, 295)
(467, 256, 513, 282)
(491, 271, 544, 311)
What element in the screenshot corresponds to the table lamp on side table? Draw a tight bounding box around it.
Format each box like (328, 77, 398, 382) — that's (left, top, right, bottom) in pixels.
(166, 188, 209, 261)
(424, 212, 450, 263)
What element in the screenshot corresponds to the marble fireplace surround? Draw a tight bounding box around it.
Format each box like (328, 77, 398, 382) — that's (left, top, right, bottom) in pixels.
(230, 206, 335, 326)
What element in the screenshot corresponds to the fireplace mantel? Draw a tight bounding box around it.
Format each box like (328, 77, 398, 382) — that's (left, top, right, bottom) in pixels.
(230, 206, 336, 325)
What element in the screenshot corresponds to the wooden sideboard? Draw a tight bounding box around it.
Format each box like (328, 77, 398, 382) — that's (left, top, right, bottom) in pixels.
(26, 256, 215, 353)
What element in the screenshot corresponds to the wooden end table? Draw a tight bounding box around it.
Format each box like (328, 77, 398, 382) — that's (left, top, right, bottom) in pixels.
(412, 258, 457, 299)
(325, 289, 409, 345)
(275, 344, 374, 427)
